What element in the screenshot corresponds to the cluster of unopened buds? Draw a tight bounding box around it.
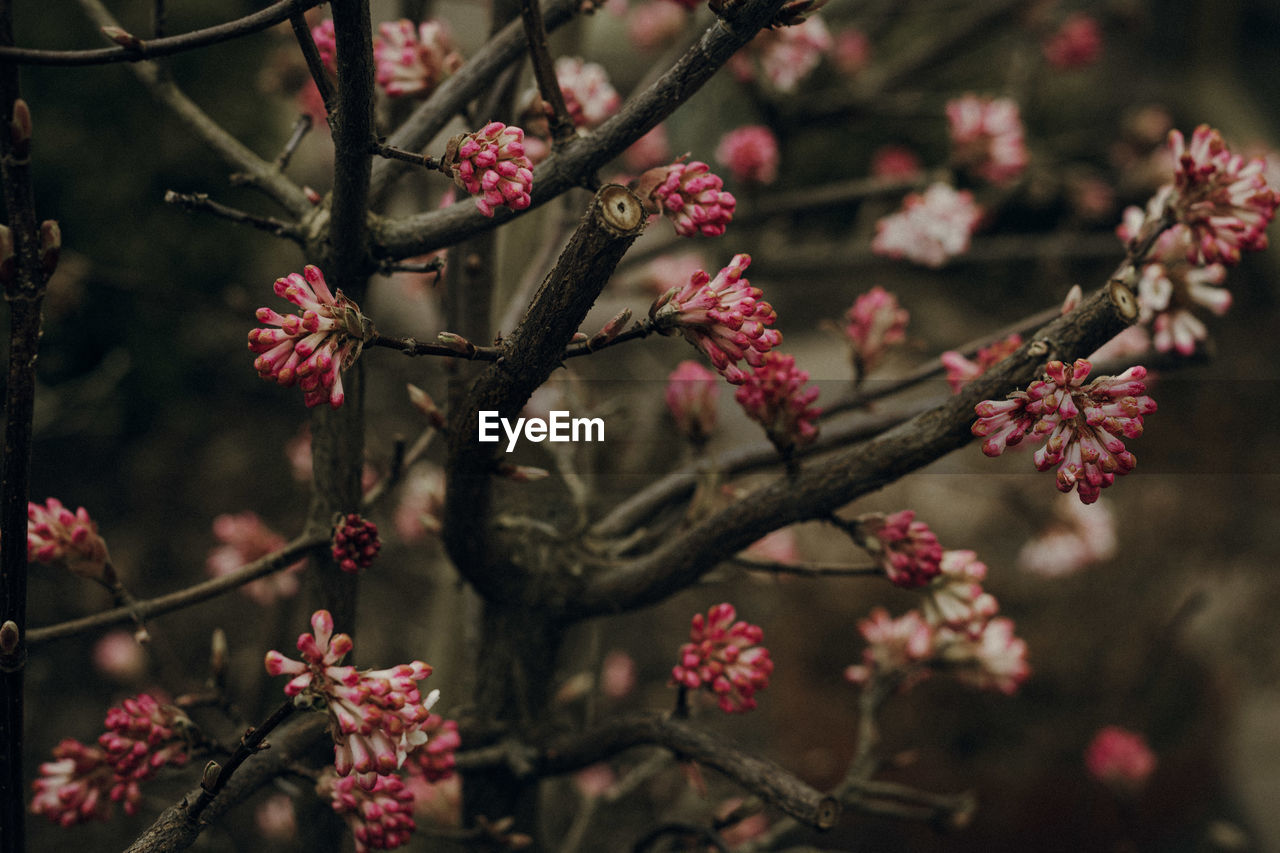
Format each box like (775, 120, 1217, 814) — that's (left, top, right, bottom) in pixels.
(444, 122, 534, 218)
(265, 610, 448, 790)
(873, 182, 983, 268)
(972, 358, 1156, 504)
(636, 159, 737, 237)
(553, 56, 620, 129)
(333, 513, 381, 573)
(844, 286, 909, 377)
(846, 548, 1025, 695)
(671, 603, 773, 713)
(31, 695, 192, 826)
(321, 770, 417, 853)
(249, 266, 369, 409)
(27, 497, 111, 581)
(734, 352, 822, 456)
(649, 254, 781, 384)
(715, 125, 780, 185)
(854, 510, 943, 588)
(312, 17, 463, 100)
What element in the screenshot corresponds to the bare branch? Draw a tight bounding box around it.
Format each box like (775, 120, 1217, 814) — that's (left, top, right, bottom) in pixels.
(164, 191, 306, 243)
(0, 0, 326, 66)
(288, 9, 335, 116)
(520, 0, 577, 147)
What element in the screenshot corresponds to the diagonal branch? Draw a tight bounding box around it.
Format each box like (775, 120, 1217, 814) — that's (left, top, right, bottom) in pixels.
(564, 282, 1140, 619)
(0, 0, 325, 66)
(372, 0, 791, 258)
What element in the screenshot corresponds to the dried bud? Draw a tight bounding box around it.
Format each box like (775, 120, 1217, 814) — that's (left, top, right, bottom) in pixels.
(209, 628, 228, 679)
(102, 25, 144, 51)
(589, 307, 632, 347)
(9, 99, 31, 158)
(201, 760, 222, 793)
(304, 186, 323, 205)
(0, 620, 19, 656)
(407, 383, 446, 429)
(436, 331, 476, 356)
(39, 220, 60, 278)
(570, 332, 589, 344)
(497, 463, 549, 482)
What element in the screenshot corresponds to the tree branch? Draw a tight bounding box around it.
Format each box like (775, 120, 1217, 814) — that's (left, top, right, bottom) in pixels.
(520, 0, 576, 147)
(565, 282, 1140, 618)
(372, 0, 791, 258)
(0, 0, 326, 66)
(163, 191, 305, 243)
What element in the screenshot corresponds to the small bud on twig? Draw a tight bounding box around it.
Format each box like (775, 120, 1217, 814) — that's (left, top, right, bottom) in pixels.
(304, 186, 323, 206)
(210, 628, 228, 681)
(102, 25, 145, 51)
(589, 307, 632, 347)
(201, 760, 222, 793)
(497, 463, 550, 482)
(570, 332, 589, 344)
(0, 620, 19, 656)
(10, 99, 31, 158)
(436, 331, 476, 356)
(407, 383, 446, 429)
(39, 220, 61, 279)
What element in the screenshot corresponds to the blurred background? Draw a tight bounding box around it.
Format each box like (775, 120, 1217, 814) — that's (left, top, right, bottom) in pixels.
(10, 0, 1280, 849)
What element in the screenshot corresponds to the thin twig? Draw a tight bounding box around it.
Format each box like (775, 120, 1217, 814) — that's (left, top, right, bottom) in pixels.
(371, 140, 447, 173)
(190, 700, 297, 820)
(164, 191, 306, 243)
(0, 0, 326, 66)
(289, 8, 335, 117)
(273, 115, 313, 172)
(520, 0, 576, 147)
(729, 558, 880, 578)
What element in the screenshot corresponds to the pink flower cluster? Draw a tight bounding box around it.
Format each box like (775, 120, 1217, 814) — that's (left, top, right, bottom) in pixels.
(671, 603, 773, 713)
(734, 352, 822, 455)
(311, 19, 337, 73)
(207, 512, 304, 604)
(732, 16, 832, 93)
(946, 94, 1029, 185)
(665, 360, 720, 444)
(446, 122, 534, 218)
(940, 333, 1023, 393)
(374, 20, 463, 98)
(856, 510, 943, 588)
(844, 286, 909, 376)
(1019, 497, 1116, 577)
(265, 610, 442, 790)
(649, 254, 782, 384)
(249, 265, 366, 409)
(333, 513, 381, 573)
(554, 57, 621, 129)
(1085, 726, 1156, 794)
(31, 695, 191, 826)
(27, 497, 110, 581)
(715, 126, 780, 185)
(1042, 14, 1102, 70)
(873, 183, 982, 268)
(973, 359, 1157, 504)
(409, 714, 462, 783)
(639, 160, 737, 237)
(321, 770, 417, 853)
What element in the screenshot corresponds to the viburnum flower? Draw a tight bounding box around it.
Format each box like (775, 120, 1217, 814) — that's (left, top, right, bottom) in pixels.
(649, 254, 782, 384)
(374, 19, 463, 99)
(671, 603, 773, 713)
(321, 770, 417, 853)
(844, 286, 909, 377)
(30, 739, 117, 826)
(1127, 225, 1231, 355)
(98, 694, 192, 799)
(627, 1, 689, 51)
(207, 512, 305, 604)
(265, 610, 439, 789)
(394, 466, 445, 543)
(715, 126, 780, 185)
(856, 510, 943, 588)
(832, 27, 871, 76)
(1085, 726, 1157, 794)
(27, 497, 110, 581)
(665, 360, 720, 445)
(870, 145, 923, 180)
(1165, 124, 1279, 264)
(872, 183, 982, 268)
(249, 265, 369, 409)
(843, 607, 934, 689)
(934, 616, 1030, 695)
(1019, 496, 1117, 577)
(946, 94, 1029, 185)
(553, 57, 620, 129)
(444, 122, 534, 217)
(310, 19, 337, 74)
(636, 160, 737, 237)
(733, 16, 832, 93)
(407, 714, 461, 783)
(922, 549, 998, 631)
(734, 352, 822, 456)
(1042, 14, 1102, 70)
(940, 333, 1023, 393)
(333, 513, 381, 573)
(972, 359, 1157, 504)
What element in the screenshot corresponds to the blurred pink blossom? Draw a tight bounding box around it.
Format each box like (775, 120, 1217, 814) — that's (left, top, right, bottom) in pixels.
(873, 183, 982, 268)
(1042, 14, 1102, 70)
(715, 126, 780, 185)
(1085, 726, 1156, 794)
(947, 94, 1029, 185)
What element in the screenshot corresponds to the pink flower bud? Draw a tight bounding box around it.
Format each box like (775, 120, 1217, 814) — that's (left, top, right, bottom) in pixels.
(1085, 726, 1156, 794)
(664, 360, 719, 444)
(671, 603, 773, 713)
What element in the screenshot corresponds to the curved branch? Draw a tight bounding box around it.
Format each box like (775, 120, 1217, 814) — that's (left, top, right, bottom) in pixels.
(372, 0, 791, 258)
(536, 712, 840, 832)
(0, 0, 325, 66)
(26, 534, 327, 646)
(565, 283, 1139, 619)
